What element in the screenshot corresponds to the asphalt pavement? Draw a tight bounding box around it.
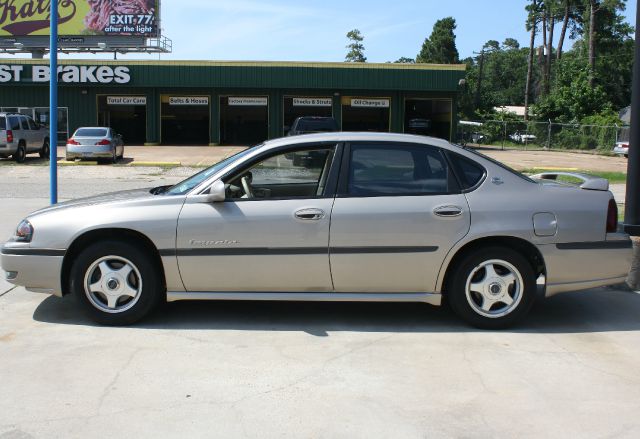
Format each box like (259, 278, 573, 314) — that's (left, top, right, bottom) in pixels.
(1, 167, 640, 438)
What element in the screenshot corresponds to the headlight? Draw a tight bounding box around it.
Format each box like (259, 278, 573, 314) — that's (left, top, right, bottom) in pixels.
(13, 219, 33, 243)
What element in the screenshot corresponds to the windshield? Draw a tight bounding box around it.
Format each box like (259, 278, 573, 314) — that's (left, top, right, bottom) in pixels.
(461, 146, 536, 184)
(164, 145, 259, 195)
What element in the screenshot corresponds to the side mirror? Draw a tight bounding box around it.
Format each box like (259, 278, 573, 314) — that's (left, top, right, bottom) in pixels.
(206, 180, 226, 202)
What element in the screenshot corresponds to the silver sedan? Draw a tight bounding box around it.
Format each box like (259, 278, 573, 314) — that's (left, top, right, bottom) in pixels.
(1, 133, 632, 328)
(65, 127, 124, 163)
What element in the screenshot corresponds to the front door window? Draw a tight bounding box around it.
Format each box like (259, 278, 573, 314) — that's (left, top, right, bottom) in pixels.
(225, 147, 335, 200)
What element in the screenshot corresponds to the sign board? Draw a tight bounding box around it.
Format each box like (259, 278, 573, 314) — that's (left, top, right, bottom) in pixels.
(107, 96, 147, 106)
(228, 97, 268, 106)
(293, 98, 332, 107)
(0, 1, 160, 37)
(0, 64, 131, 83)
(351, 98, 390, 108)
(169, 97, 209, 106)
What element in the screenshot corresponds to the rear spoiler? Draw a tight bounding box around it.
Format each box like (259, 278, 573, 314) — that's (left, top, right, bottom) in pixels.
(529, 172, 609, 191)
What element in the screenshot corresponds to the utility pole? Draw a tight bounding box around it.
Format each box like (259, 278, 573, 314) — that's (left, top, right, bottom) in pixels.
(474, 49, 486, 110)
(49, 1, 58, 204)
(524, 0, 537, 121)
(623, 0, 640, 288)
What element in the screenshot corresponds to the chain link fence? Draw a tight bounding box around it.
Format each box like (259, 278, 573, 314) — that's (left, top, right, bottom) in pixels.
(457, 120, 629, 152)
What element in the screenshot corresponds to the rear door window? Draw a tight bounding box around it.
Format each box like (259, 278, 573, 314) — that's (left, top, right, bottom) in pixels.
(27, 117, 38, 130)
(20, 116, 29, 130)
(347, 143, 454, 196)
(0, 117, 5, 130)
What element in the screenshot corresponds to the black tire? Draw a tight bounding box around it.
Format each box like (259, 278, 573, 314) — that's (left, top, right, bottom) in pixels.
(446, 246, 537, 329)
(39, 138, 50, 159)
(69, 241, 164, 325)
(13, 143, 26, 163)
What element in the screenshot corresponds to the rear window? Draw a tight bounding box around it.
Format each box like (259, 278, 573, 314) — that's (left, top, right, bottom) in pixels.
(462, 146, 536, 184)
(75, 128, 108, 137)
(0, 117, 5, 130)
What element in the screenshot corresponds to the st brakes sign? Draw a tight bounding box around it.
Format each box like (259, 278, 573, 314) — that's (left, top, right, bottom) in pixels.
(0, 0, 159, 37)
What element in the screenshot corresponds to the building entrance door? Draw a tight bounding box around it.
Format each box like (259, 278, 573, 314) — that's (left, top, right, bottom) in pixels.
(220, 96, 268, 145)
(98, 96, 147, 144)
(161, 96, 210, 145)
(341, 97, 390, 132)
(283, 96, 333, 135)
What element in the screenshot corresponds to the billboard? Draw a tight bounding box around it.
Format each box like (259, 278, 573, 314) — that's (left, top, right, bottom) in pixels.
(0, 1, 159, 37)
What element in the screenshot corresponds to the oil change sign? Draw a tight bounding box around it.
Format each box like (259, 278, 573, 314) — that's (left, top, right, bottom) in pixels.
(0, 64, 131, 83)
(351, 98, 390, 108)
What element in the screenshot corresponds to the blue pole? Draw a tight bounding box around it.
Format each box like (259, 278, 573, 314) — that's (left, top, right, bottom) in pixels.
(49, 1, 58, 204)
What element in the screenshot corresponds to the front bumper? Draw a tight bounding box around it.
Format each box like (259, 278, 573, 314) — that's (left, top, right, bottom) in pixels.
(539, 234, 633, 296)
(66, 145, 114, 159)
(1, 246, 64, 296)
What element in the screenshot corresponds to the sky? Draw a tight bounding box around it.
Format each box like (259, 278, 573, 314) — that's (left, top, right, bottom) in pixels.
(1, 0, 637, 62)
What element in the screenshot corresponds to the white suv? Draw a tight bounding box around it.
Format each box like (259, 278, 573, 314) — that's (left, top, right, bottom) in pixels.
(0, 113, 50, 163)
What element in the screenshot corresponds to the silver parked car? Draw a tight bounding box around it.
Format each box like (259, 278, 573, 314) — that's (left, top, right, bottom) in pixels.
(1, 133, 632, 328)
(613, 141, 629, 158)
(0, 113, 50, 163)
(66, 127, 124, 163)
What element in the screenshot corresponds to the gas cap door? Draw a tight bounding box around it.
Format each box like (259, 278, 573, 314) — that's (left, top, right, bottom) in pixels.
(533, 212, 558, 237)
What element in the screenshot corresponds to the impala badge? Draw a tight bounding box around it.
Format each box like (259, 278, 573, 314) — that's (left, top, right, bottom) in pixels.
(190, 239, 239, 247)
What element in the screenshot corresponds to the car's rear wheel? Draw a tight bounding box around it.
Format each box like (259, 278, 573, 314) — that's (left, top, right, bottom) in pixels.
(69, 241, 163, 325)
(39, 139, 50, 159)
(447, 247, 536, 329)
(13, 143, 26, 163)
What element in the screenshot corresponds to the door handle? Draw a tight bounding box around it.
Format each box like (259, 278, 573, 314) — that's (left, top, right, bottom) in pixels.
(294, 208, 325, 220)
(433, 205, 463, 217)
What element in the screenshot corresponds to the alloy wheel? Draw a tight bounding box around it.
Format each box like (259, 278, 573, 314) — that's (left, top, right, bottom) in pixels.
(83, 255, 143, 313)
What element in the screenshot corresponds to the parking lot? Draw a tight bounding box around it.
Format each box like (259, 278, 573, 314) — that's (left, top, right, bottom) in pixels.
(1, 153, 640, 438)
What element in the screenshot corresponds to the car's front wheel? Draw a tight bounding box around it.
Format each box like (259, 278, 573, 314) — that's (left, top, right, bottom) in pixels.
(447, 247, 537, 329)
(69, 241, 163, 325)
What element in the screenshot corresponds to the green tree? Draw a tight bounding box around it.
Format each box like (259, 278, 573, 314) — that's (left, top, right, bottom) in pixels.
(345, 29, 366, 63)
(533, 55, 611, 122)
(393, 57, 415, 63)
(416, 17, 459, 64)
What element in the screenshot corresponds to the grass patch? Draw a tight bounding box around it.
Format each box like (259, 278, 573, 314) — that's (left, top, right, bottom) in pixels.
(520, 168, 627, 184)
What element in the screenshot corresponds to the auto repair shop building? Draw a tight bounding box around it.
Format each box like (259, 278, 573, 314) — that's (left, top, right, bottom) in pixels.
(0, 59, 466, 146)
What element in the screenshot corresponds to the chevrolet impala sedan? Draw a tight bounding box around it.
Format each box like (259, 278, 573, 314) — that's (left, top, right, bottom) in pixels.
(1, 133, 633, 328)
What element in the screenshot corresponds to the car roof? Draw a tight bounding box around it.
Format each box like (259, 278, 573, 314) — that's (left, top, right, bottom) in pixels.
(260, 132, 454, 151)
